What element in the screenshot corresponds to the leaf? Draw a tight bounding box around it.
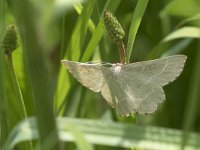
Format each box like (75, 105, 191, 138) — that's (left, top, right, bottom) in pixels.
(162, 39, 193, 57)
(3, 117, 200, 150)
(182, 37, 200, 134)
(176, 13, 200, 28)
(68, 0, 96, 61)
(148, 27, 199, 59)
(74, 3, 96, 33)
(54, 0, 86, 15)
(126, 0, 149, 62)
(0, 24, 8, 145)
(163, 27, 200, 42)
(56, 0, 96, 114)
(161, 0, 200, 17)
(8, 0, 60, 148)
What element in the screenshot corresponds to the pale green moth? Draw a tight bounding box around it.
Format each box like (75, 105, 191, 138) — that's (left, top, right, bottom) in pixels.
(61, 55, 187, 116)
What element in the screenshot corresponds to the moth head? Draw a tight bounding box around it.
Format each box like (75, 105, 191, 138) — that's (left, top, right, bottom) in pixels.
(111, 63, 122, 75)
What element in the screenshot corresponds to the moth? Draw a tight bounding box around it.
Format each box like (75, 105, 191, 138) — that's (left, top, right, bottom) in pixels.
(61, 55, 187, 116)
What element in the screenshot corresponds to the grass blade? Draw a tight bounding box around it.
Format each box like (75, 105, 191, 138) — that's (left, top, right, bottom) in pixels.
(67, 0, 96, 61)
(7, 0, 61, 149)
(162, 39, 193, 57)
(3, 117, 200, 150)
(163, 27, 200, 42)
(56, 0, 95, 113)
(0, 50, 8, 147)
(55, 0, 86, 15)
(126, 0, 149, 62)
(148, 26, 200, 58)
(0, 5, 7, 145)
(181, 41, 200, 147)
(81, 0, 122, 62)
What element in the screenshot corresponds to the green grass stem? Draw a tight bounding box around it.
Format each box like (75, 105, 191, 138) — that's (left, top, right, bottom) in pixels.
(6, 53, 27, 119)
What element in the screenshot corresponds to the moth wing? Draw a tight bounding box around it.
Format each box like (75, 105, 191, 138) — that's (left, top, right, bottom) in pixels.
(123, 55, 187, 86)
(109, 55, 187, 115)
(61, 60, 114, 106)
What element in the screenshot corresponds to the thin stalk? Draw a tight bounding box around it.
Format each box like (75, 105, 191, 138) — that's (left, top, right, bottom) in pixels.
(6, 53, 27, 119)
(6, 53, 34, 150)
(117, 41, 126, 64)
(7, 54, 33, 148)
(0, 0, 8, 146)
(60, 14, 66, 59)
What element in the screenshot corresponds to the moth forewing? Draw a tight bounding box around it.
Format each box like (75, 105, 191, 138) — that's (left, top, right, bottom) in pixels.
(61, 60, 104, 92)
(61, 60, 116, 106)
(121, 55, 187, 86)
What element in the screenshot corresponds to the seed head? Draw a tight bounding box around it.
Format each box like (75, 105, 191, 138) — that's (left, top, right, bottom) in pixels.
(1, 25, 18, 54)
(103, 10, 125, 44)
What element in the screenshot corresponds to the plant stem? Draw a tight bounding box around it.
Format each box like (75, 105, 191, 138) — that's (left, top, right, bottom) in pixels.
(117, 41, 126, 64)
(7, 53, 27, 119)
(7, 53, 34, 150)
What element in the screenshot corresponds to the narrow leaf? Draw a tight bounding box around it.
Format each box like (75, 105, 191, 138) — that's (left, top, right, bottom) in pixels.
(163, 27, 200, 42)
(3, 117, 200, 150)
(126, 0, 149, 62)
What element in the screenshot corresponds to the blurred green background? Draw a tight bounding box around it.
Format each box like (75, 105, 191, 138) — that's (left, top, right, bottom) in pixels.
(0, 0, 200, 149)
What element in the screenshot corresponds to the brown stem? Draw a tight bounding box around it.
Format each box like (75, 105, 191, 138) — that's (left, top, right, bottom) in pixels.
(117, 41, 126, 64)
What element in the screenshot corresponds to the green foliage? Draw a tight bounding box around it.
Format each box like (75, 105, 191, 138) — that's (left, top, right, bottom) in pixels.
(0, 0, 200, 149)
(3, 117, 200, 150)
(126, 0, 149, 62)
